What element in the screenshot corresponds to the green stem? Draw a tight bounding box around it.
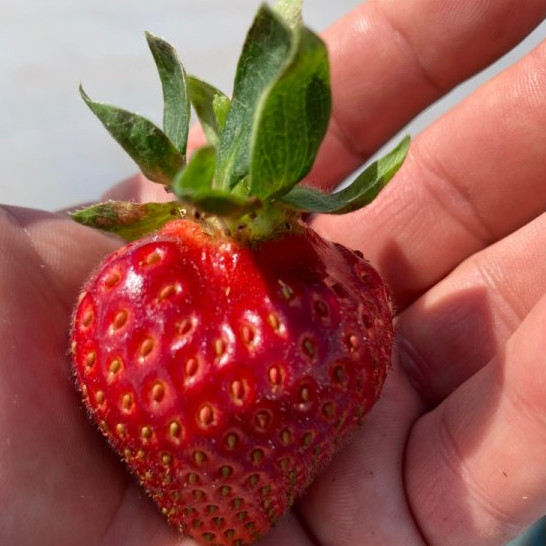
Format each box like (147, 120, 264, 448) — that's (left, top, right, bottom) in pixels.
(224, 203, 301, 243)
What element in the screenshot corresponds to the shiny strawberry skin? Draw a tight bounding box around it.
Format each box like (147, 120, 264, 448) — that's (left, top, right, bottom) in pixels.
(70, 218, 392, 546)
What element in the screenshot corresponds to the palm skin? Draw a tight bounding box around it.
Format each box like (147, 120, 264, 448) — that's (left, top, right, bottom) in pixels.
(1, 0, 545, 545)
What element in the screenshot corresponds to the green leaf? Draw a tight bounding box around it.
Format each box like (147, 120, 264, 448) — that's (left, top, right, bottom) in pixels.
(250, 25, 330, 200)
(214, 4, 331, 201)
(187, 76, 230, 147)
(274, 0, 303, 28)
(80, 86, 185, 185)
(215, 4, 294, 191)
(212, 95, 230, 134)
(172, 145, 259, 216)
(172, 145, 216, 196)
(280, 135, 411, 213)
(145, 32, 190, 158)
(70, 200, 186, 241)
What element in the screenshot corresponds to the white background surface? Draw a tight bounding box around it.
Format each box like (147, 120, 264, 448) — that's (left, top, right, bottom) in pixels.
(0, 1, 544, 212)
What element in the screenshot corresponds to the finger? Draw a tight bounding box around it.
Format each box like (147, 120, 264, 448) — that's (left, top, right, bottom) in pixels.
(313, 40, 546, 307)
(405, 292, 546, 545)
(309, 0, 546, 188)
(0, 206, 126, 542)
(396, 210, 546, 405)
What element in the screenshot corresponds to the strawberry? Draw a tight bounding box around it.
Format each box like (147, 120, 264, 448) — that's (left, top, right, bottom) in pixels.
(70, 2, 409, 545)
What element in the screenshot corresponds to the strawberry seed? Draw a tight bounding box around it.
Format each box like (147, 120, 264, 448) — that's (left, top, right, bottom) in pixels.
(229, 380, 247, 406)
(120, 392, 134, 413)
(111, 310, 128, 330)
(197, 404, 217, 428)
(139, 337, 154, 359)
(84, 351, 96, 369)
(224, 432, 239, 450)
(168, 420, 182, 441)
(140, 425, 153, 440)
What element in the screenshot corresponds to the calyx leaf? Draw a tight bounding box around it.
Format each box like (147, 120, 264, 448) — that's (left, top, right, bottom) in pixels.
(249, 24, 330, 199)
(280, 136, 411, 213)
(274, 0, 304, 28)
(188, 76, 230, 147)
(145, 31, 190, 158)
(214, 4, 330, 200)
(173, 145, 216, 195)
(80, 86, 185, 185)
(215, 4, 294, 191)
(70, 201, 185, 241)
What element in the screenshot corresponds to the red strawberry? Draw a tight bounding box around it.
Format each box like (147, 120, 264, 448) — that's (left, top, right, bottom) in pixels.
(70, 3, 409, 545)
(71, 218, 392, 544)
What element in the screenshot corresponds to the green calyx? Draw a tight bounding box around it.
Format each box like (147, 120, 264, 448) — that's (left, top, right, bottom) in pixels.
(72, 0, 410, 243)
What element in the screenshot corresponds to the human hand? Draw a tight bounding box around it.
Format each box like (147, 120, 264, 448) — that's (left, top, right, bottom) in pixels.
(1, 0, 544, 545)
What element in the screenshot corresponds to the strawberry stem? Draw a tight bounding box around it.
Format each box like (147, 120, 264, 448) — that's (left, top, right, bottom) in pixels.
(224, 203, 301, 243)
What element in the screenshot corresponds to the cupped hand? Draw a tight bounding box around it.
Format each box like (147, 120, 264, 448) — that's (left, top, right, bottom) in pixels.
(1, 0, 545, 545)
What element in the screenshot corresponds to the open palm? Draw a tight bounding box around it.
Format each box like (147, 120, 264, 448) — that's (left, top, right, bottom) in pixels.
(1, 0, 545, 545)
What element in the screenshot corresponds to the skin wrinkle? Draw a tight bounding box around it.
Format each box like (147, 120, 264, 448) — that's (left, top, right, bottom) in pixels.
(421, 406, 469, 540)
(98, 480, 143, 546)
(399, 421, 431, 546)
(436, 400, 482, 514)
(411, 144, 495, 249)
(373, 1, 446, 97)
(472, 255, 526, 331)
(392, 333, 436, 407)
(503, 348, 546, 442)
(512, 44, 546, 151)
(524, 48, 546, 108)
(503, 215, 546, 306)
